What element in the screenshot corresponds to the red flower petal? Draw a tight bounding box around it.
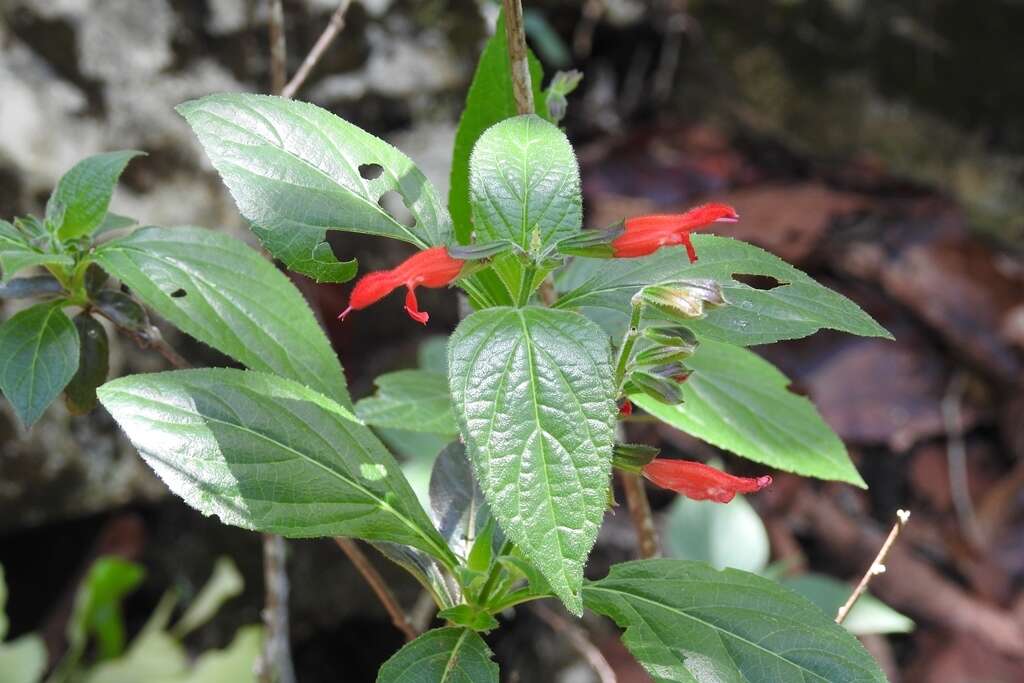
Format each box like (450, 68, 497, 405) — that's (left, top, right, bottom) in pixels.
(404, 287, 429, 325)
(612, 203, 739, 261)
(642, 459, 771, 503)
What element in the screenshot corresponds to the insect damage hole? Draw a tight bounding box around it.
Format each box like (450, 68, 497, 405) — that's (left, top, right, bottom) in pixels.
(170, 288, 187, 298)
(732, 273, 784, 290)
(378, 190, 416, 229)
(359, 163, 384, 180)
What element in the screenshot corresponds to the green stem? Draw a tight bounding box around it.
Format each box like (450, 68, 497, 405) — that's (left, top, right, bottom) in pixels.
(515, 264, 537, 307)
(487, 588, 551, 613)
(475, 540, 514, 606)
(613, 299, 643, 390)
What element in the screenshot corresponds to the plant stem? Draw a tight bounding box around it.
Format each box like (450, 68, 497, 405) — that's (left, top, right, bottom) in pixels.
(260, 5, 296, 681)
(502, 0, 534, 115)
(282, 1, 353, 99)
(613, 299, 643, 390)
(334, 538, 417, 641)
(620, 470, 660, 559)
(476, 540, 514, 607)
(257, 534, 297, 683)
(835, 510, 910, 624)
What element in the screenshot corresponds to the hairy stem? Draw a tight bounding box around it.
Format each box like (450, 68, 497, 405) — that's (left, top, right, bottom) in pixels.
(502, 0, 534, 115)
(334, 538, 417, 641)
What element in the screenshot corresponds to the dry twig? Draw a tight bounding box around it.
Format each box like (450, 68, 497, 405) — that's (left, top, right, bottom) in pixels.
(532, 603, 617, 683)
(257, 534, 297, 683)
(835, 509, 910, 624)
(282, 1, 353, 99)
(502, 0, 535, 115)
(334, 538, 417, 641)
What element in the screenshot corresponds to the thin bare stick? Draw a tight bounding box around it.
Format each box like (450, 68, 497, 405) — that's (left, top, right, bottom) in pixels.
(334, 538, 417, 641)
(268, 0, 287, 95)
(282, 0, 352, 99)
(532, 603, 617, 683)
(620, 471, 660, 559)
(502, 0, 534, 115)
(836, 510, 910, 625)
(257, 534, 297, 683)
(126, 325, 191, 370)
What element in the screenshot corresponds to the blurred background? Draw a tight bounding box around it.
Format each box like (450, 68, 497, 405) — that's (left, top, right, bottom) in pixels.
(2, 1, 1024, 681)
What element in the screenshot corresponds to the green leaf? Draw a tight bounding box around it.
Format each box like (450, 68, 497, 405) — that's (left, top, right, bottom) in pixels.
(435, 605, 499, 632)
(584, 559, 887, 683)
(418, 335, 449, 374)
(65, 313, 110, 415)
(632, 340, 865, 487)
(47, 150, 144, 240)
(356, 369, 457, 436)
(183, 625, 261, 683)
(171, 557, 244, 639)
(0, 276, 63, 300)
(665, 490, 770, 574)
(0, 224, 73, 283)
(469, 115, 581, 257)
(178, 93, 452, 282)
(448, 307, 616, 614)
(68, 557, 146, 661)
(555, 236, 891, 345)
(376, 627, 498, 683)
(0, 637, 46, 683)
(783, 574, 915, 636)
(0, 565, 47, 683)
(429, 442, 492, 560)
(97, 368, 455, 566)
(449, 12, 548, 244)
(82, 631, 187, 683)
(94, 225, 351, 408)
(0, 302, 80, 427)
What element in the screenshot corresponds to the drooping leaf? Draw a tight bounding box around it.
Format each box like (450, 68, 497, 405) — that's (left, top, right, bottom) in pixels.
(178, 93, 452, 282)
(0, 301, 80, 427)
(632, 339, 865, 487)
(376, 627, 498, 683)
(428, 442, 492, 560)
(94, 225, 351, 407)
(449, 12, 548, 244)
(355, 369, 457, 436)
(183, 625, 261, 683)
(555, 236, 891, 344)
(64, 313, 110, 415)
(783, 574, 915, 636)
(171, 557, 244, 639)
(372, 542, 458, 609)
(448, 306, 615, 614)
(665, 489, 770, 574)
(46, 150, 145, 240)
(583, 559, 887, 683)
(67, 557, 146, 662)
(0, 276, 63, 300)
(469, 115, 581, 258)
(97, 369, 455, 566)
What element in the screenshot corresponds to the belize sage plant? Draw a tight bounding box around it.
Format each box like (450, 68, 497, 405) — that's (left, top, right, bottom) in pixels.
(0, 15, 895, 683)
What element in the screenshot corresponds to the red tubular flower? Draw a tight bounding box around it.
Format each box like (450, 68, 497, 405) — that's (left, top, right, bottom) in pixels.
(338, 246, 465, 325)
(642, 458, 771, 503)
(611, 202, 739, 262)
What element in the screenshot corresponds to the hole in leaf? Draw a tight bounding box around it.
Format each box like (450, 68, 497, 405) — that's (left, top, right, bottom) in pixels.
(359, 163, 384, 180)
(378, 190, 416, 229)
(170, 288, 187, 298)
(732, 273, 784, 291)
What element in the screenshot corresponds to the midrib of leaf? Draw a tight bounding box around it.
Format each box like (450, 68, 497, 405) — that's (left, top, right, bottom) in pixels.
(103, 242, 326, 393)
(685, 368, 848, 472)
(586, 585, 840, 683)
(515, 313, 570, 578)
(441, 629, 471, 682)
(109, 385, 454, 567)
(201, 108, 424, 247)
